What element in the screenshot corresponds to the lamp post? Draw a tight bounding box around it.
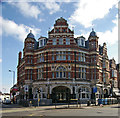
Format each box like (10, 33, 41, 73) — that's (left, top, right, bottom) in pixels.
(37, 88, 40, 107)
(47, 78, 50, 99)
(9, 70, 15, 86)
(9, 69, 15, 103)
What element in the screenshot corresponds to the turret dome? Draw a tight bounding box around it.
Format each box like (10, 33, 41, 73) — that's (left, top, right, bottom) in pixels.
(89, 28, 97, 37)
(27, 30, 35, 39)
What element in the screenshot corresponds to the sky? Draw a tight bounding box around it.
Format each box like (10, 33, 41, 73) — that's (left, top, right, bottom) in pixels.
(0, 0, 119, 93)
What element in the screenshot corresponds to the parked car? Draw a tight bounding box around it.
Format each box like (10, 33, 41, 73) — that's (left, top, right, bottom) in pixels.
(3, 99, 11, 104)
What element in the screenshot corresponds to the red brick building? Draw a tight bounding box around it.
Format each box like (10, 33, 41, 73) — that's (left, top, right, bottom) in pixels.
(116, 63, 120, 95)
(17, 17, 118, 104)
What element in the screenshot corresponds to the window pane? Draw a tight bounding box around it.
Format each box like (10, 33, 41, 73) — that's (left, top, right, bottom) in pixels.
(68, 52, 71, 54)
(57, 29, 59, 32)
(78, 56, 81, 61)
(56, 72, 59, 78)
(42, 56, 44, 61)
(60, 55, 62, 60)
(82, 73, 84, 78)
(60, 72, 62, 78)
(63, 29, 66, 32)
(81, 39, 84, 46)
(52, 72, 54, 78)
(53, 38, 56, 45)
(56, 55, 59, 60)
(66, 38, 70, 45)
(79, 73, 81, 78)
(52, 55, 54, 60)
(68, 55, 70, 60)
(56, 66, 66, 78)
(63, 72, 66, 77)
(87, 94, 89, 98)
(82, 93, 85, 98)
(63, 55, 66, 60)
(86, 88, 89, 92)
(82, 68, 84, 72)
(68, 72, 70, 78)
(40, 40, 43, 46)
(59, 38, 63, 45)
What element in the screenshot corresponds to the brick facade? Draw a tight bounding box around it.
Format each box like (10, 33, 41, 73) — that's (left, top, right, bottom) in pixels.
(17, 17, 119, 103)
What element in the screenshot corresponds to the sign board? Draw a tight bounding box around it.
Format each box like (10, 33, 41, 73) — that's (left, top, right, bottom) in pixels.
(24, 85, 28, 92)
(93, 87, 97, 93)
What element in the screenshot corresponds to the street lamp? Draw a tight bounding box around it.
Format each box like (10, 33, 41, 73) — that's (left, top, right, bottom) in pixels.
(9, 69, 15, 104)
(37, 88, 41, 106)
(9, 69, 15, 86)
(47, 78, 50, 99)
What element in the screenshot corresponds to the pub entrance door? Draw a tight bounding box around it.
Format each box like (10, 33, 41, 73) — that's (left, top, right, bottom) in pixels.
(52, 86, 71, 103)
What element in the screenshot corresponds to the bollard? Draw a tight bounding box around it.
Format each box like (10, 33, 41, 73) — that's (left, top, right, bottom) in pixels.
(29, 101, 32, 107)
(87, 100, 90, 106)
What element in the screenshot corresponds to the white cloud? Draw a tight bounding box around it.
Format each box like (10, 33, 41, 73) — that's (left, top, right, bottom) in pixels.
(69, 24, 76, 31)
(39, 18, 45, 22)
(43, 0, 61, 14)
(69, 0, 118, 28)
(0, 16, 41, 42)
(75, 14, 118, 46)
(98, 15, 118, 46)
(9, 1, 61, 17)
(0, 59, 2, 63)
(5, 0, 73, 3)
(9, 2, 41, 19)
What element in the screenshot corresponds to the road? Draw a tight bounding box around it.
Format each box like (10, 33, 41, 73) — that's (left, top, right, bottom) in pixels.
(1, 103, 120, 117)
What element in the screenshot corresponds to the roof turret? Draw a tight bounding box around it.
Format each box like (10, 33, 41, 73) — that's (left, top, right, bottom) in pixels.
(89, 28, 97, 37)
(27, 30, 35, 39)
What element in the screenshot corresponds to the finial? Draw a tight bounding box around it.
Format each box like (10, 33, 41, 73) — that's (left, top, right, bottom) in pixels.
(92, 28, 94, 31)
(49, 27, 50, 30)
(30, 30, 32, 33)
(72, 26, 74, 31)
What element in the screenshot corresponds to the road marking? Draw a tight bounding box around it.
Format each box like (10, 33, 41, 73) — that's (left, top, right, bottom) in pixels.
(29, 113, 34, 116)
(2, 108, 39, 113)
(40, 115, 44, 117)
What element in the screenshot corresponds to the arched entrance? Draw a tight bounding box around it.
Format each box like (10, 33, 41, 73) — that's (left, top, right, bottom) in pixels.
(52, 86, 71, 103)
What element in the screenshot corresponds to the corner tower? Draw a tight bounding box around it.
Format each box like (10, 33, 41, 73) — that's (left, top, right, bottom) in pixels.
(23, 30, 36, 55)
(88, 28, 99, 52)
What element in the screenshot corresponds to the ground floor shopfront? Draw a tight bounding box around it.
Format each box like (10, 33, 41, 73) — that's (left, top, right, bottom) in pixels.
(18, 79, 113, 105)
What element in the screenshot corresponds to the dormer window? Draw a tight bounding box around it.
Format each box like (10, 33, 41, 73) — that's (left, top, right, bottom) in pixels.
(39, 38, 47, 48)
(77, 37, 85, 47)
(81, 39, 84, 46)
(40, 40, 43, 47)
(44, 39, 46, 45)
(78, 39, 80, 46)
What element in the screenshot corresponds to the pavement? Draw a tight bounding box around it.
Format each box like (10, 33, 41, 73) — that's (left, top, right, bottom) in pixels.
(1, 103, 120, 117)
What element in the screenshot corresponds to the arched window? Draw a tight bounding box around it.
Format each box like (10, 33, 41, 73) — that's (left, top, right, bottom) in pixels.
(78, 87, 90, 99)
(56, 66, 66, 78)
